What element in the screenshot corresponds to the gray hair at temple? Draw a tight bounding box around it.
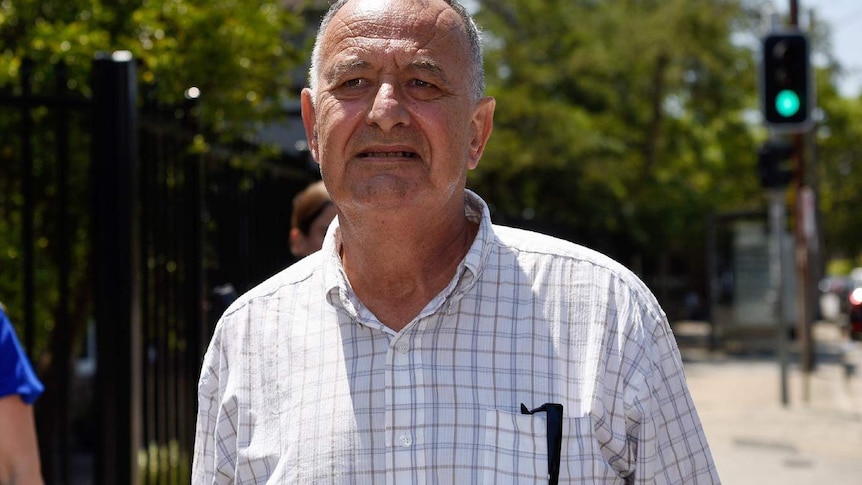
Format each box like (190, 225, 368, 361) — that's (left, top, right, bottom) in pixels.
(307, 0, 485, 103)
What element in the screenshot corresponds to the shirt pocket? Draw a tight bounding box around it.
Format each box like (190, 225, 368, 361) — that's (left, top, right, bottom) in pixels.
(481, 409, 620, 484)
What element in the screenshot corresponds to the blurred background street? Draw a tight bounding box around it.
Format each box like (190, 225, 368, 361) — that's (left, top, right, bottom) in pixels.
(678, 320, 862, 484)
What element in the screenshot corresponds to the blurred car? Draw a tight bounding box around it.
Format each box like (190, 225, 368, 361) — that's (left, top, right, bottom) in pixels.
(848, 268, 862, 340)
(850, 282, 862, 340)
(819, 274, 851, 322)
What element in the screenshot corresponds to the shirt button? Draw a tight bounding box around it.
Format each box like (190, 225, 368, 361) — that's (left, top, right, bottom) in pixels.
(399, 433, 413, 447)
(396, 341, 410, 353)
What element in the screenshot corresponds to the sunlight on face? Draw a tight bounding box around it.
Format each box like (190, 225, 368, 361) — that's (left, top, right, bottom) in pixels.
(351, 0, 392, 15)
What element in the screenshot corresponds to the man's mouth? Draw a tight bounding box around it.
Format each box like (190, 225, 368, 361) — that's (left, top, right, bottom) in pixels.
(358, 151, 418, 158)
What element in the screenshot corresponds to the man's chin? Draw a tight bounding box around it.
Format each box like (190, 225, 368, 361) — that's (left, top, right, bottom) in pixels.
(348, 183, 428, 213)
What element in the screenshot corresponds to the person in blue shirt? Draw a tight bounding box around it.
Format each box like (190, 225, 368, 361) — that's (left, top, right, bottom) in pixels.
(0, 304, 45, 485)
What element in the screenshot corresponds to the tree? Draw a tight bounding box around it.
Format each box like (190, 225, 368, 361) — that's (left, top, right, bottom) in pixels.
(785, 13, 862, 269)
(1, 1, 306, 123)
(0, 4, 311, 480)
(473, 0, 763, 272)
(0, 0, 309, 339)
(813, 70, 862, 265)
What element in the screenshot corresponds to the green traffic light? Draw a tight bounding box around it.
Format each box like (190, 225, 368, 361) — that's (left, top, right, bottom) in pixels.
(775, 89, 801, 117)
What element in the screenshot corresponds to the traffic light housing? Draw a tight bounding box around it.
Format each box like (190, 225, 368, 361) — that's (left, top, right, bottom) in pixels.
(757, 140, 794, 188)
(761, 33, 810, 128)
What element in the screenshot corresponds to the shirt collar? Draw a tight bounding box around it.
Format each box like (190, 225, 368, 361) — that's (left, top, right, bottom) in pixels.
(459, 189, 493, 294)
(321, 190, 495, 330)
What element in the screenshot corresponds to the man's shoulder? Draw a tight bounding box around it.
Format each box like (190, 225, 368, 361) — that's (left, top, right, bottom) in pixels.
(490, 224, 666, 326)
(490, 224, 658, 300)
(221, 253, 324, 318)
(491, 225, 629, 274)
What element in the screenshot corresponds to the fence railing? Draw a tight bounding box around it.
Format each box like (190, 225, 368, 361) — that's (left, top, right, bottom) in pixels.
(0, 54, 316, 484)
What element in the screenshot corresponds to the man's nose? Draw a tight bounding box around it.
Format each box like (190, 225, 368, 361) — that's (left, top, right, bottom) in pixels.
(366, 82, 410, 131)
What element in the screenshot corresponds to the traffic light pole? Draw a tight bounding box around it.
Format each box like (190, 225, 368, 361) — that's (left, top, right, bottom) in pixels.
(761, 0, 817, 405)
(788, 0, 815, 401)
(768, 189, 790, 406)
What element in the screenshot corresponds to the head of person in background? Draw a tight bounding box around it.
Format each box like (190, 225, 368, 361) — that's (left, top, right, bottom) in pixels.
(289, 180, 337, 258)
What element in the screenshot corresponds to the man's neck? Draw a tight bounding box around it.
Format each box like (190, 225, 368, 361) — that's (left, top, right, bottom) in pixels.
(337, 205, 478, 331)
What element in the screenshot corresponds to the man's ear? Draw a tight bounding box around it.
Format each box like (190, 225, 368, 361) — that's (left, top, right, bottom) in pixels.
(301, 88, 320, 164)
(467, 96, 495, 170)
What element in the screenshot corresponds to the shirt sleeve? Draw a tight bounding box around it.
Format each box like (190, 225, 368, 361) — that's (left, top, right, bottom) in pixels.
(0, 310, 44, 405)
(629, 311, 720, 484)
(192, 326, 234, 485)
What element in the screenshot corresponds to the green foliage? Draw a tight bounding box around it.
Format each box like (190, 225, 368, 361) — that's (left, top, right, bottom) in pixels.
(794, 14, 862, 263)
(814, 68, 862, 261)
(472, 0, 765, 265)
(826, 258, 855, 277)
(0, 0, 306, 136)
(0, 102, 93, 356)
(139, 440, 190, 484)
(470, 0, 862, 277)
(0, 0, 309, 366)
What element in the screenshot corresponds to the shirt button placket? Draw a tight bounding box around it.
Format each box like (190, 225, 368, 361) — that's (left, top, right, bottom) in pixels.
(396, 340, 410, 354)
(388, 333, 424, 483)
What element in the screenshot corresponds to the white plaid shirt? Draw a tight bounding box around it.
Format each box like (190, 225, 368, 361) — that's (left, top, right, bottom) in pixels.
(193, 191, 718, 484)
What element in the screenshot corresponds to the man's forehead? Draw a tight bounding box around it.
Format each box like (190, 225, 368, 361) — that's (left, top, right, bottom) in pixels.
(321, 4, 466, 67)
(325, 0, 464, 48)
(339, 0, 440, 18)
(345, 0, 427, 16)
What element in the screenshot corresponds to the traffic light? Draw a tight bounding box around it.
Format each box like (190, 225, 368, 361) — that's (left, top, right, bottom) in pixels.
(757, 140, 794, 189)
(761, 33, 810, 128)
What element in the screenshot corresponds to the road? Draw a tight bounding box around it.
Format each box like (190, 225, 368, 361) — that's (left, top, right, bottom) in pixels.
(680, 321, 862, 484)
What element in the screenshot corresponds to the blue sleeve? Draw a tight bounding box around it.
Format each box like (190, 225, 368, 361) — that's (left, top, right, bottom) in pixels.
(0, 309, 45, 404)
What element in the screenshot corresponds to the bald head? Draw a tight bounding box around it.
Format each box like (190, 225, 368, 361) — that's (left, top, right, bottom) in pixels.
(308, 0, 485, 102)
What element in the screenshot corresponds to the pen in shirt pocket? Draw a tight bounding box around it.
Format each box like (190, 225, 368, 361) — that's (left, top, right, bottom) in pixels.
(521, 402, 563, 485)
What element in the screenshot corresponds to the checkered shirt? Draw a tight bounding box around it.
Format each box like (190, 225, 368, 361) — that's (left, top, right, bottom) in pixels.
(193, 190, 719, 484)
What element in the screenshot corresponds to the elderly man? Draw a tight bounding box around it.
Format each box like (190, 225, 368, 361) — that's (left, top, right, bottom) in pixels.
(193, 0, 719, 483)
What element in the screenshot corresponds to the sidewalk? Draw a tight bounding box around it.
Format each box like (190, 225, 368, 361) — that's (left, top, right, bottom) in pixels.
(678, 321, 862, 484)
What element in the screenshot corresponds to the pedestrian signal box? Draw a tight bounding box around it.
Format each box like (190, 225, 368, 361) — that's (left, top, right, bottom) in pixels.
(761, 33, 811, 130)
(757, 140, 794, 189)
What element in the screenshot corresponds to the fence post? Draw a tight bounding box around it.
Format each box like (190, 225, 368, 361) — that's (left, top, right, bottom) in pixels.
(91, 51, 141, 485)
(19, 58, 35, 355)
(52, 60, 73, 484)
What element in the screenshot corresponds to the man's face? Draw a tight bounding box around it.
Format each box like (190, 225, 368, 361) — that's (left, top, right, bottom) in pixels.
(301, 0, 494, 214)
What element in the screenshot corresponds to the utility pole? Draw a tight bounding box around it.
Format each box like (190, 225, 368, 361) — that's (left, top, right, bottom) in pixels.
(769, 188, 790, 406)
(788, 0, 816, 402)
(760, 0, 817, 405)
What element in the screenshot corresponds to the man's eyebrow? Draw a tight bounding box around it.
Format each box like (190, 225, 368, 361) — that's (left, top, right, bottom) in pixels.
(325, 58, 372, 84)
(410, 59, 449, 84)
(323, 58, 451, 86)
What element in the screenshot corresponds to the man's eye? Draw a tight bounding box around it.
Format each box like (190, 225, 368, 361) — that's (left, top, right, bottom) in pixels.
(411, 79, 435, 89)
(407, 79, 443, 100)
(341, 78, 365, 88)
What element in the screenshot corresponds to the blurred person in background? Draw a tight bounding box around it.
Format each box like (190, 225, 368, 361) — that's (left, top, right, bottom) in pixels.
(209, 181, 335, 316)
(0, 303, 45, 485)
(289, 180, 337, 258)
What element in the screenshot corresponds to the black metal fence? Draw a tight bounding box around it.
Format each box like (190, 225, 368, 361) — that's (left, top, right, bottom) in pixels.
(0, 55, 316, 484)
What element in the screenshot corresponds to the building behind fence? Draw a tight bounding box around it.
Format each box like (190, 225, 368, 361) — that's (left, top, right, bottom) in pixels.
(0, 54, 316, 484)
